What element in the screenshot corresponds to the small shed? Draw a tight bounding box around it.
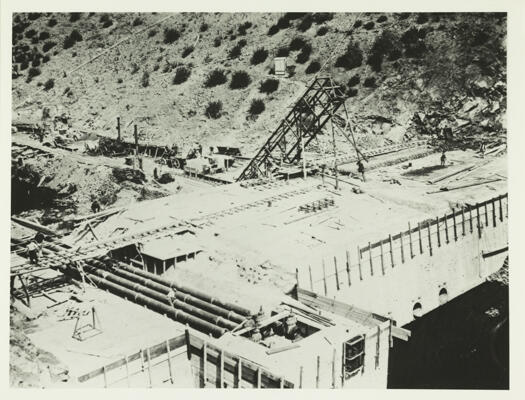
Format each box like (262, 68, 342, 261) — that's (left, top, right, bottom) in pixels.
(274, 57, 287, 77)
(139, 235, 201, 274)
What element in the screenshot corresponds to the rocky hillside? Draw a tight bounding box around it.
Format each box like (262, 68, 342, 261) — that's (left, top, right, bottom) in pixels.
(12, 12, 507, 154)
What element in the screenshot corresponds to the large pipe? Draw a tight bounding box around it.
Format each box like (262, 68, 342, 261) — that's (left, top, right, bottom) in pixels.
(87, 274, 227, 337)
(102, 264, 245, 324)
(116, 262, 252, 317)
(84, 265, 237, 330)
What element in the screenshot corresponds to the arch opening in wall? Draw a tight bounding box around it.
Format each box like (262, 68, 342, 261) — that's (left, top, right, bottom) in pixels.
(413, 302, 423, 318)
(439, 287, 449, 305)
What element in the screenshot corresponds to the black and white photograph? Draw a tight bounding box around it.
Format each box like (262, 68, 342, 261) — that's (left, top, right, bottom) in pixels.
(2, 1, 520, 393)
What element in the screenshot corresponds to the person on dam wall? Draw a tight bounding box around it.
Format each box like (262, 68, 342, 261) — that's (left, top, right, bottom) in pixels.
(26, 233, 44, 264)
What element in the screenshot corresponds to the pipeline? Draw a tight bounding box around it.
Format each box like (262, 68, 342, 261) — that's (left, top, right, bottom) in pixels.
(84, 265, 238, 330)
(40, 245, 233, 336)
(116, 262, 252, 317)
(87, 274, 227, 337)
(96, 261, 246, 324)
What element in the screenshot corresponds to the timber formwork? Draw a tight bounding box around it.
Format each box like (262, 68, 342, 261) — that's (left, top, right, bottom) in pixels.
(237, 77, 346, 181)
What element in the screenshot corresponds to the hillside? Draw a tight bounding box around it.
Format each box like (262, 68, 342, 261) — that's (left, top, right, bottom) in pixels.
(12, 12, 506, 155)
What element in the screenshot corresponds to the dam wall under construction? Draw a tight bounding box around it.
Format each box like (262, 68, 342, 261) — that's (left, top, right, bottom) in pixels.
(298, 193, 508, 326)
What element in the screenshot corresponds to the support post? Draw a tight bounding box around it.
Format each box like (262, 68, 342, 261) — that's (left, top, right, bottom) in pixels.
(476, 203, 482, 239)
(453, 209, 457, 241)
(166, 340, 173, 384)
(116, 117, 121, 141)
(146, 348, 153, 388)
(202, 342, 207, 387)
(375, 325, 380, 369)
(237, 359, 242, 388)
(332, 348, 336, 388)
(322, 260, 328, 296)
(368, 242, 374, 276)
(219, 349, 224, 388)
(316, 355, 320, 388)
(462, 208, 466, 236)
(185, 328, 192, 360)
(427, 222, 432, 256)
(408, 222, 414, 258)
(256, 367, 261, 388)
(295, 268, 299, 288)
(484, 203, 489, 226)
(134, 125, 139, 155)
(299, 366, 303, 389)
(400, 232, 405, 263)
(444, 214, 449, 243)
(418, 223, 423, 254)
(380, 240, 385, 275)
(346, 250, 351, 286)
(492, 199, 497, 227)
(103, 365, 108, 388)
(499, 195, 503, 222)
(436, 217, 441, 247)
(334, 256, 340, 291)
(125, 355, 130, 387)
(357, 246, 363, 280)
(308, 265, 313, 291)
(469, 206, 474, 233)
(389, 234, 394, 268)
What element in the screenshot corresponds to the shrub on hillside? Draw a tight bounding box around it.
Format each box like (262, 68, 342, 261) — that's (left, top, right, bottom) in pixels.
(205, 101, 223, 119)
(367, 31, 400, 72)
(148, 29, 157, 38)
(163, 28, 180, 44)
(70, 13, 82, 22)
(298, 15, 313, 32)
(377, 15, 388, 23)
(25, 29, 37, 38)
(248, 99, 265, 117)
(204, 69, 227, 87)
(364, 21, 375, 30)
(289, 37, 307, 51)
(348, 74, 360, 86)
(416, 13, 429, 24)
(39, 31, 50, 41)
(47, 18, 57, 27)
(363, 77, 376, 88)
(31, 36, 39, 44)
(213, 37, 222, 47)
(398, 13, 411, 20)
(20, 61, 29, 71)
(200, 23, 209, 32)
(335, 42, 363, 70)
(131, 63, 139, 74)
(277, 16, 290, 30)
(276, 47, 289, 57)
(296, 43, 312, 64)
(27, 67, 41, 81)
(228, 40, 246, 59)
(354, 20, 362, 28)
(141, 71, 150, 87)
(250, 48, 268, 65)
(238, 21, 252, 35)
(42, 54, 50, 63)
(267, 25, 279, 36)
(172, 66, 191, 84)
(63, 35, 76, 49)
(316, 26, 328, 36)
(70, 29, 83, 42)
(28, 13, 40, 21)
(259, 78, 279, 94)
(182, 46, 194, 58)
(305, 60, 321, 74)
(284, 13, 307, 21)
(31, 58, 41, 67)
(133, 17, 143, 26)
(42, 41, 56, 52)
(312, 13, 333, 24)
(347, 87, 358, 97)
(229, 71, 251, 89)
(44, 78, 54, 91)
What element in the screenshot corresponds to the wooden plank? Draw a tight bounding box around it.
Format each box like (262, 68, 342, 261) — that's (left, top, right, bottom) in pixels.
(462, 208, 466, 236)
(436, 217, 441, 247)
(316, 355, 320, 388)
(146, 348, 153, 388)
(408, 222, 414, 258)
(308, 265, 313, 291)
(391, 325, 411, 341)
(265, 344, 300, 355)
(333, 256, 340, 291)
(357, 246, 363, 280)
(166, 340, 173, 384)
(399, 232, 405, 263)
(368, 242, 373, 276)
(380, 240, 385, 275)
(346, 250, 351, 286)
(427, 222, 432, 256)
(453, 209, 458, 241)
(389, 234, 394, 268)
(418, 223, 423, 254)
(322, 260, 327, 295)
(202, 342, 207, 387)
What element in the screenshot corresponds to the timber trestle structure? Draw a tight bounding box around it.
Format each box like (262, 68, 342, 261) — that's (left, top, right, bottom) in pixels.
(237, 77, 346, 181)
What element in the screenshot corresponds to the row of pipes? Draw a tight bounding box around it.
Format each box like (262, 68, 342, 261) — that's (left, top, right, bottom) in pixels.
(40, 242, 252, 338)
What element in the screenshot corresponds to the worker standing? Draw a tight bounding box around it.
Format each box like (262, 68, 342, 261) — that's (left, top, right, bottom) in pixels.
(440, 151, 447, 167)
(27, 240, 41, 264)
(91, 200, 101, 214)
(357, 160, 365, 182)
(167, 287, 177, 307)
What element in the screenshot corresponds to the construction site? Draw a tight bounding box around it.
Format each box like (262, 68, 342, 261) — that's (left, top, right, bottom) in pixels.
(9, 11, 508, 389)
